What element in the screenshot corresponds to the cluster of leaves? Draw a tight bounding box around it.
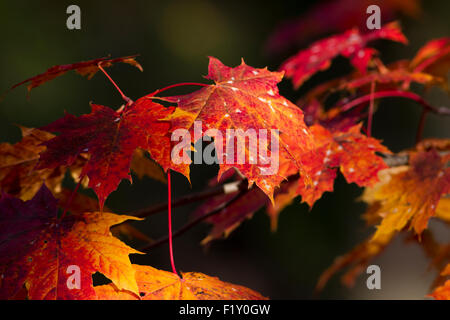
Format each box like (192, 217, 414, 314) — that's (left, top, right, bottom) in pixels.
(0, 18, 449, 300)
(187, 22, 450, 298)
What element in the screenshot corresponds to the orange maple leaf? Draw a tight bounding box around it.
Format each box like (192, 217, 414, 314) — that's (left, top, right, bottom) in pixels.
(370, 149, 450, 240)
(0, 185, 141, 299)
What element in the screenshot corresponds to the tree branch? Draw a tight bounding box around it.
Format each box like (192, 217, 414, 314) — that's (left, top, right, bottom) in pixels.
(340, 90, 450, 116)
(139, 183, 250, 252)
(131, 180, 243, 218)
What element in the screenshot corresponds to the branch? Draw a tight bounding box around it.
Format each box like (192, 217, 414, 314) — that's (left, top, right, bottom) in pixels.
(131, 180, 243, 218)
(381, 151, 450, 167)
(382, 153, 410, 167)
(139, 182, 250, 252)
(340, 90, 450, 116)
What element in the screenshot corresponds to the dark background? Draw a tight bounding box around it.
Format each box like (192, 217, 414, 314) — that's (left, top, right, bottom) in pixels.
(0, 0, 448, 299)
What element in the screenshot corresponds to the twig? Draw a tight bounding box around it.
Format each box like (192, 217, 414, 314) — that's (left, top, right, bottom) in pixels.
(139, 183, 250, 252)
(340, 90, 450, 116)
(131, 180, 242, 218)
(381, 151, 449, 167)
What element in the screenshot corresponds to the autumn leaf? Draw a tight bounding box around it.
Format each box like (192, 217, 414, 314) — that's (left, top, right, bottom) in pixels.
(297, 123, 390, 207)
(0, 126, 85, 200)
(37, 95, 188, 209)
(11, 55, 142, 94)
(160, 57, 315, 202)
(0, 184, 141, 300)
(281, 21, 408, 88)
(94, 264, 267, 300)
(369, 149, 450, 241)
(195, 123, 391, 239)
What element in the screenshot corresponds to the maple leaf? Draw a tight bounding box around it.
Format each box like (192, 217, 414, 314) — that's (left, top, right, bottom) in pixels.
(0, 126, 85, 200)
(280, 21, 408, 88)
(0, 184, 141, 299)
(37, 95, 188, 209)
(161, 57, 315, 202)
(11, 55, 142, 94)
(195, 123, 390, 239)
(94, 264, 267, 300)
(368, 149, 450, 241)
(297, 123, 390, 207)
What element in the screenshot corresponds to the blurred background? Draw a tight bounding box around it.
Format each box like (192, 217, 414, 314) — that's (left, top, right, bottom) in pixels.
(0, 0, 448, 299)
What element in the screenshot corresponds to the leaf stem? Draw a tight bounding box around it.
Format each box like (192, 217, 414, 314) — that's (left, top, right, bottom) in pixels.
(97, 63, 133, 106)
(167, 170, 178, 275)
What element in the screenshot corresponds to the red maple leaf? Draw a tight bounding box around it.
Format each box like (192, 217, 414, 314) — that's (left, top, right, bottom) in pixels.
(280, 22, 408, 88)
(37, 95, 187, 209)
(11, 55, 142, 95)
(160, 57, 315, 201)
(297, 124, 391, 207)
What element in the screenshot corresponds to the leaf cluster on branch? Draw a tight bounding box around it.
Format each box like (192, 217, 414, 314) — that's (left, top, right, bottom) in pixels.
(0, 20, 449, 300)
